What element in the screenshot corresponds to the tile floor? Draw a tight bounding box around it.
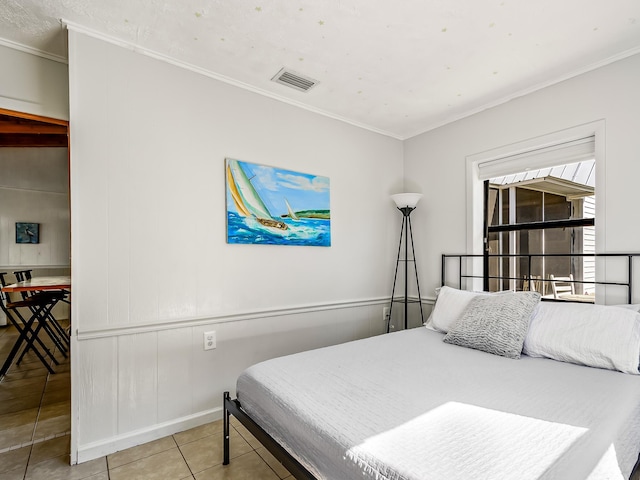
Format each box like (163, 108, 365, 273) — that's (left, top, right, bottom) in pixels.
(0, 323, 293, 480)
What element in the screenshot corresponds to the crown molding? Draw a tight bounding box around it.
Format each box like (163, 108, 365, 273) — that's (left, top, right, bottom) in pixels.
(0, 36, 67, 64)
(404, 44, 640, 140)
(10, 19, 637, 141)
(61, 20, 403, 140)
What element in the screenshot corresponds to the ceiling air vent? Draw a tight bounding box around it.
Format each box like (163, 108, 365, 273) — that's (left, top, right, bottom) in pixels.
(271, 68, 318, 92)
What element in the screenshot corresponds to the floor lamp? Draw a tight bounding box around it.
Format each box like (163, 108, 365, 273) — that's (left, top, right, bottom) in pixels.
(388, 193, 424, 332)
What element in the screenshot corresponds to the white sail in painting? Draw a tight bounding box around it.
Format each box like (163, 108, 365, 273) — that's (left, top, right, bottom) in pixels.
(285, 198, 299, 220)
(227, 159, 288, 230)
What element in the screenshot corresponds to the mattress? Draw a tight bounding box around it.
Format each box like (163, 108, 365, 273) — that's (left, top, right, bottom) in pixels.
(236, 328, 640, 480)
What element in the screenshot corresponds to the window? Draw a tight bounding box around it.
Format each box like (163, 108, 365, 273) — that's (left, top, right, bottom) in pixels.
(485, 160, 595, 298)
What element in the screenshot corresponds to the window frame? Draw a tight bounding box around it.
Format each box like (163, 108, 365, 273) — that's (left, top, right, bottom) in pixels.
(465, 121, 605, 296)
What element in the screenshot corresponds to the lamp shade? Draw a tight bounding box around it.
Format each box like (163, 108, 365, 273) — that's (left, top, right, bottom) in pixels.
(391, 193, 423, 209)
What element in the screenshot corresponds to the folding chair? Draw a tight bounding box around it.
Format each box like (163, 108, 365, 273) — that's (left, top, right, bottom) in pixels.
(0, 272, 64, 377)
(13, 270, 70, 355)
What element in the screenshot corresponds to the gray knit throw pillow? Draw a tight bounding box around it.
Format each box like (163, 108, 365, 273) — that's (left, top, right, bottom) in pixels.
(443, 291, 541, 359)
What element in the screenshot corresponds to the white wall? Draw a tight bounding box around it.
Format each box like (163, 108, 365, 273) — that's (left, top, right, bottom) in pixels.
(0, 147, 70, 266)
(67, 30, 403, 462)
(0, 43, 69, 120)
(404, 53, 640, 300)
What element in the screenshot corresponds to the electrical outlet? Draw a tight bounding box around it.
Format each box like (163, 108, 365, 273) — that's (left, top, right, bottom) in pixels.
(203, 331, 216, 350)
(383, 307, 390, 321)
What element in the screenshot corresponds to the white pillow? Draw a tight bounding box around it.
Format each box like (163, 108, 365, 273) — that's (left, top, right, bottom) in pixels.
(523, 302, 640, 374)
(429, 286, 488, 333)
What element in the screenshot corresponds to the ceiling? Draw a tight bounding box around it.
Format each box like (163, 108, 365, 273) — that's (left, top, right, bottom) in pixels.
(1, 1, 640, 139)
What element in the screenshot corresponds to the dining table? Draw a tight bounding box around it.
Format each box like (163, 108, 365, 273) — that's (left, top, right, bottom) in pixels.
(1, 275, 71, 293)
(0, 275, 71, 378)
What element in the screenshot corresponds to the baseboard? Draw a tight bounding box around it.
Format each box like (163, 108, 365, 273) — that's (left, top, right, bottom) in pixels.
(75, 406, 223, 464)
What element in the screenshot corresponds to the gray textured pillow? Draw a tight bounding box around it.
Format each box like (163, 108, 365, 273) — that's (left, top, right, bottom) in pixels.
(443, 291, 541, 359)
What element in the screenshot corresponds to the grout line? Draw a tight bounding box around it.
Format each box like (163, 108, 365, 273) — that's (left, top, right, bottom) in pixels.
(174, 431, 196, 478)
(104, 449, 111, 479)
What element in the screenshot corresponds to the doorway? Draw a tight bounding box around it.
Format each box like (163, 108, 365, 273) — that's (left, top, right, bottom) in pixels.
(0, 108, 71, 456)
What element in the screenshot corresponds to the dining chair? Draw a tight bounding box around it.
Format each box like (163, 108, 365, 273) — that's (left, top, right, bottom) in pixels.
(0, 272, 61, 376)
(550, 274, 575, 299)
(12, 270, 70, 352)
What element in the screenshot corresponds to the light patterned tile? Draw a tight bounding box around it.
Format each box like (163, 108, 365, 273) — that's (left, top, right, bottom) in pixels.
(51, 363, 70, 374)
(81, 473, 109, 480)
(1, 369, 48, 382)
(0, 445, 30, 474)
(233, 423, 261, 450)
(14, 354, 53, 371)
(44, 380, 70, 396)
(109, 447, 191, 480)
(0, 467, 27, 480)
(0, 393, 43, 416)
(0, 407, 38, 429)
(0, 424, 35, 451)
(255, 447, 292, 479)
(173, 421, 223, 446)
(0, 376, 47, 398)
(25, 454, 107, 480)
(33, 413, 70, 439)
(194, 451, 279, 480)
(107, 435, 177, 469)
(40, 389, 69, 406)
(29, 435, 70, 465)
(180, 429, 252, 474)
(37, 401, 69, 421)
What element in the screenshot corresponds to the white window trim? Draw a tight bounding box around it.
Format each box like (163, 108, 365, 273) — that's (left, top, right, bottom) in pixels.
(465, 120, 606, 294)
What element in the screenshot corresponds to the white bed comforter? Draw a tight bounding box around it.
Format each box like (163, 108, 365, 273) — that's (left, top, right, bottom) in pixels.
(236, 328, 640, 480)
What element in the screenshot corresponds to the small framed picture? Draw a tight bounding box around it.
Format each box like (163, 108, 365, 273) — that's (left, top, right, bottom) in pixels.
(16, 222, 39, 244)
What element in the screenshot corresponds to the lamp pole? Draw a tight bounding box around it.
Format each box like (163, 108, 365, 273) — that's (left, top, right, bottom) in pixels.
(388, 194, 424, 332)
(401, 206, 412, 329)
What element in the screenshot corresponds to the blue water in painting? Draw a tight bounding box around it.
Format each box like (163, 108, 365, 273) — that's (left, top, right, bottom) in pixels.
(227, 212, 331, 247)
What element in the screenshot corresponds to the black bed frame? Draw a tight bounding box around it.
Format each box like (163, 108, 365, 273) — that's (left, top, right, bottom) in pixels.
(223, 252, 640, 480)
(224, 389, 640, 480)
(223, 391, 316, 479)
(442, 252, 640, 303)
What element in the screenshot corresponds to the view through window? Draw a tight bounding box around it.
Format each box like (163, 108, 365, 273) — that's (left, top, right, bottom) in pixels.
(485, 159, 595, 300)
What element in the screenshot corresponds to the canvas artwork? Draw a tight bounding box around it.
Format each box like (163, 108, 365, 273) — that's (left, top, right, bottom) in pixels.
(15, 222, 39, 244)
(225, 158, 331, 246)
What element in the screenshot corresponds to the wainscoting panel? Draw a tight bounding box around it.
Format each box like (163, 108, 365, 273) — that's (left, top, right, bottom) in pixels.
(75, 300, 392, 463)
(158, 326, 194, 422)
(117, 332, 159, 434)
(77, 336, 118, 446)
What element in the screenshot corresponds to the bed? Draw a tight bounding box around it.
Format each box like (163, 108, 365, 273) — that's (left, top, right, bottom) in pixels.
(223, 284, 640, 479)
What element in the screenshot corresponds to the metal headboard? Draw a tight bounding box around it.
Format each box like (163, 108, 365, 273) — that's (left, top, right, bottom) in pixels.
(441, 253, 640, 304)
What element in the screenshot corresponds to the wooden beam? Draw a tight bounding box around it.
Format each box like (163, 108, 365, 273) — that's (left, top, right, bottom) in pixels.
(0, 109, 69, 148)
(0, 134, 68, 148)
(0, 122, 68, 134)
(0, 108, 69, 127)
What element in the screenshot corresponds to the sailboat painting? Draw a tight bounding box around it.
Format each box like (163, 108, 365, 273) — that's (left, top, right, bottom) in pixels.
(225, 158, 331, 246)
